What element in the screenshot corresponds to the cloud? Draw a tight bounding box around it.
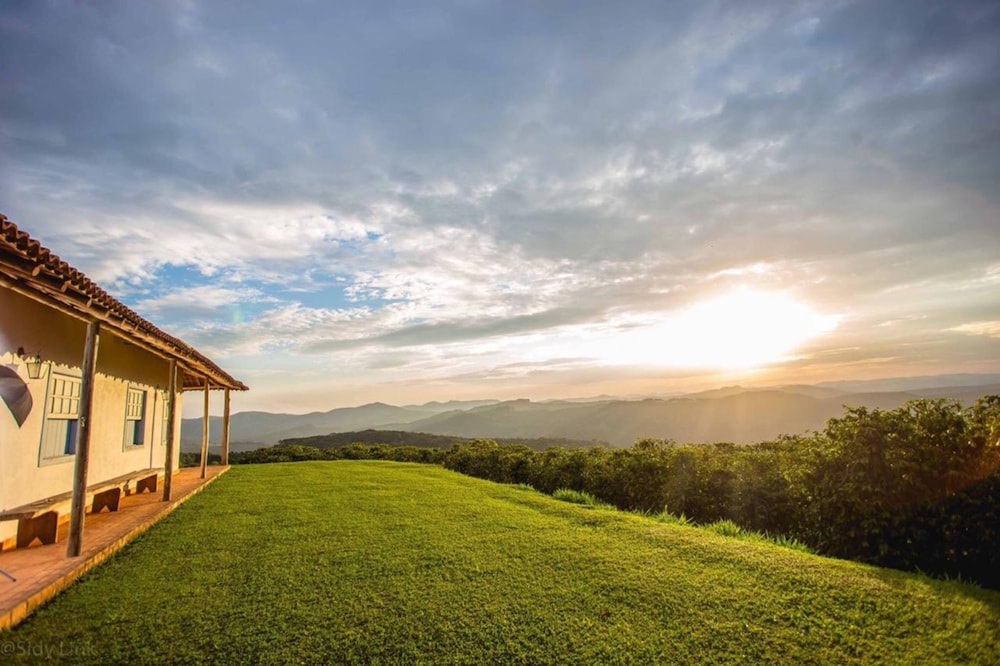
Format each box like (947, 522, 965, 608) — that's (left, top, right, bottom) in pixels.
(306, 306, 601, 352)
(131, 284, 278, 319)
(950, 321, 1000, 338)
(2, 0, 999, 411)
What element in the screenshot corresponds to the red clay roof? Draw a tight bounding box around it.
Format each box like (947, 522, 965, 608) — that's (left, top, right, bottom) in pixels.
(0, 213, 247, 391)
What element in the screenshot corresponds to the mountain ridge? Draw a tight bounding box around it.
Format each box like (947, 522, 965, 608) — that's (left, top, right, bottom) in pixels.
(181, 373, 1000, 452)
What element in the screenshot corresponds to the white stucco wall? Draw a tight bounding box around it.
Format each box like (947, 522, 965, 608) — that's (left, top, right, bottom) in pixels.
(0, 288, 185, 547)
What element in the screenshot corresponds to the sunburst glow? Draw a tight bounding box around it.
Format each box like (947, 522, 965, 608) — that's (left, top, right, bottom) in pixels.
(588, 289, 841, 370)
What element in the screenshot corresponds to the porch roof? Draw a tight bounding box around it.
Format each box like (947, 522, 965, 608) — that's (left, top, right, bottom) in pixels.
(0, 214, 247, 392)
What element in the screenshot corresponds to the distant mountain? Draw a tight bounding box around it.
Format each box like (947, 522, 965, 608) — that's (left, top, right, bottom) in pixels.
(399, 392, 839, 446)
(816, 374, 1000, 393)
(401, 399, 500, 413)
(395, 385, 1000, 446)
(180, 402, 429, 452)
(909, 383, 1000, 404)
(182, 374, 1000, 452)
(683, 384, 848, 400)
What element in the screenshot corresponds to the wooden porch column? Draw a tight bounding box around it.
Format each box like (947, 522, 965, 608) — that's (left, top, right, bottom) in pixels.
(200, 379, 210, 479)
(67, 321, 100, 558)
(162, 360, 177, 501)
(220, 387, 231, 466)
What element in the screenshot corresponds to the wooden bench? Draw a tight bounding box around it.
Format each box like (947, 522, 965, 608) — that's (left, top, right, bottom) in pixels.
(0, 468, 163, 549)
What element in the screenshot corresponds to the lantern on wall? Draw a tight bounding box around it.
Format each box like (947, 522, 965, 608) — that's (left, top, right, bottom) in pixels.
(16, 347, 43, 380)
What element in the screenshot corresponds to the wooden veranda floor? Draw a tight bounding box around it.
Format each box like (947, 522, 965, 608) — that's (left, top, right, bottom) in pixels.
(0, 466, 229, 631)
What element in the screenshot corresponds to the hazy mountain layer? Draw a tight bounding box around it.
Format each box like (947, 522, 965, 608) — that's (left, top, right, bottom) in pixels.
(181, 375, 1000, 452)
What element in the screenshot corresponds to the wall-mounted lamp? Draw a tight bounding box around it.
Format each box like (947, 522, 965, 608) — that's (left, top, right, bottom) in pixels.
(16, 347, 43, 380)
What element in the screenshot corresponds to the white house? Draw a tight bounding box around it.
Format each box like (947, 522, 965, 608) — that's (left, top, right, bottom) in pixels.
(0, 214, 247, 556)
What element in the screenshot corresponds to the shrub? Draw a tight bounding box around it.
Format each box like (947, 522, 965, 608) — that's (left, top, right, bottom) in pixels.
(553, 488, 608, 508)
(653, 510, 692, 527)
(707, 519, 744, 537)
(766, 533, 814, 554)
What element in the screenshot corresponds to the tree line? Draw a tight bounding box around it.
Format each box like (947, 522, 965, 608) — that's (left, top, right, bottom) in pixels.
(230, 397, 1000, 588)
(279, 430, 604, 451)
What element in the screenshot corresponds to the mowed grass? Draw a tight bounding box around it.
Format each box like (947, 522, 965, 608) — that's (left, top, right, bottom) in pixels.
(5, 462, 999, 664)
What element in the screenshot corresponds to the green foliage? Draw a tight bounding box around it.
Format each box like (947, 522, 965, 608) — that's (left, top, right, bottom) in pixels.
(5, 462, 997, 664)
(552, 488, 611, 508)
(793, 397, 1000, 580)
(652, 510, 692, 527)
(495, 436, 607, 449)
(280, 429, 467, 449)
(767, 533, 815, 554)
(707, 519, 744, 537)
(179, 452, 221, 468)
(229, 442, 447, 465)
(702, 520, 815, 554)
(279, 430, 604, 452)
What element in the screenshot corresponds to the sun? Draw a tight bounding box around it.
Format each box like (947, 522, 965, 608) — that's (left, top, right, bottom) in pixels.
(601, 289, 840, 370)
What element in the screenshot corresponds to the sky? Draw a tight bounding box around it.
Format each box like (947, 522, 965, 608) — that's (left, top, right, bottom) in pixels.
(2, 0, 999, 416)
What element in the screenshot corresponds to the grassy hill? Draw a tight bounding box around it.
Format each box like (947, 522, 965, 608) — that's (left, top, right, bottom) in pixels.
(6, 462, 998, 663)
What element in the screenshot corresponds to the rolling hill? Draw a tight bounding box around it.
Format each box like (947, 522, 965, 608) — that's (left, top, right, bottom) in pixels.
(6, 462, 997, 663)
(278, 429, 604, 450)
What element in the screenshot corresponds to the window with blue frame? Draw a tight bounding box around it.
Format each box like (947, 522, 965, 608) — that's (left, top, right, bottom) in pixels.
(124, 386, 147, 447)
(39, 373, 81, 461)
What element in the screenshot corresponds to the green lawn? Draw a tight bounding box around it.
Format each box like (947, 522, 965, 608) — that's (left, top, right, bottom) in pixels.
(4, 461, 999, 664)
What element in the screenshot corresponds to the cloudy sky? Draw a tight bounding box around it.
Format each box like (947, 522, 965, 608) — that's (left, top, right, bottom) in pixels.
(2, 0, 999, 414)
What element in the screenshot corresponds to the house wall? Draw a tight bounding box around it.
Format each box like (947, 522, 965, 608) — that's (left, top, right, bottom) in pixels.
(0, 288, 184, 546)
